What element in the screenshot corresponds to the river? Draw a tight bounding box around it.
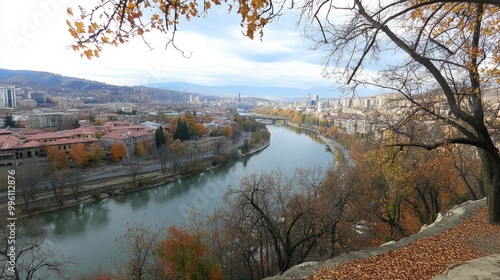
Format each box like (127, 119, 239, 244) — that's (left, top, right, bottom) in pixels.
(33, 125, 334, 275)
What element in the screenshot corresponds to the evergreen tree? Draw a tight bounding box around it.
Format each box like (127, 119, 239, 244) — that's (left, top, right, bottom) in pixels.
(173, 119, 190, 141)
(155, 127, 166, 148)
(4, 115, 17, 128)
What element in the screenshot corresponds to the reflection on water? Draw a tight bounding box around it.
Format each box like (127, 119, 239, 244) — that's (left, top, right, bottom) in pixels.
(32, 125, 334, 274)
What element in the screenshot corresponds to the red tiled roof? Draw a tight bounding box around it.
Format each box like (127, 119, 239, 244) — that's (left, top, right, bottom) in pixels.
(49, 137, 99, 146)
(19, 141, 44, 148)
(0, 135, 19, 150)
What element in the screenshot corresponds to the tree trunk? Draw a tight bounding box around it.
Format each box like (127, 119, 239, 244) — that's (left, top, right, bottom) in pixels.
(479, 149, 500, 224)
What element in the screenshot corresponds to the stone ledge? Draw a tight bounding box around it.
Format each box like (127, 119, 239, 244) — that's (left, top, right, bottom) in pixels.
(265, 198, 487, 280)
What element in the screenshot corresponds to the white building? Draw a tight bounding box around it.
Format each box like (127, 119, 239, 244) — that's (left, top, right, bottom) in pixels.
(0, 85, 17, 108)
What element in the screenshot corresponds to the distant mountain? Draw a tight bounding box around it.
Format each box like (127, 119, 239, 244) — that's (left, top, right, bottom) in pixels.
(144, 82, 338, 101)
(0, 68, 111, 91)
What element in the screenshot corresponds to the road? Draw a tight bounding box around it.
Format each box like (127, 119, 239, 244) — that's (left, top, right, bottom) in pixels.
(0, 135, 249, 203)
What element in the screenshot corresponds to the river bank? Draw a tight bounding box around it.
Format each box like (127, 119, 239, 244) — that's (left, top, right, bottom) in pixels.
(4, 137, 270, 220)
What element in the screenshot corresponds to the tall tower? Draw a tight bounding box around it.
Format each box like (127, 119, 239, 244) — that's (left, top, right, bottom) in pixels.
(0, 85, 16, 108)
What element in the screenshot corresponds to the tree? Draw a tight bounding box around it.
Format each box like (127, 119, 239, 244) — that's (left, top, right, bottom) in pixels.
(3, 115, 18, 128)
(69, 143, 89, 167)
(110, 142, 126, 163)
(48, 170, 66, 206)
(0, 219, 76, 279)
(136, 142, 146, 157)
(157, 225, 223, 280)
(168, 139, 186, 174)
(302, 0, 500, 224)
(173, 119, 189, 141)
(112, 222, 164, 280)
(88, 143, 106, 166)
(155, 127, 166, 148)
(220, 169, 331, 276)
(17, 165, 46, 211)
(157, 145, 169, 175)
(66, 169, 84, 200)
(46, 146, 69, 172)
(128, 163, 143, 188)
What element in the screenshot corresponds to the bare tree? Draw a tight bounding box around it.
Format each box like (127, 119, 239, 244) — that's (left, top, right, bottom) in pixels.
(48, 170, 66, 206)
(0, 219, 76, 279)
(298, 0, 500, 223)
(215, 167, 352, 277)
(17, 165, 46, 210)
(156, 145, 169, 175)
(127, 163, 143, 189)
(66, 169, 83, 200)
(112, 222, 164, 279)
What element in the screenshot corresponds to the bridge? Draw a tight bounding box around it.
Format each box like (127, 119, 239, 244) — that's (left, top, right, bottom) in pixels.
(254, 117, 288, 125)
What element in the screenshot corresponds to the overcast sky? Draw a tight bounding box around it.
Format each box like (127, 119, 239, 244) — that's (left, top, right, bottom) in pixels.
(0, 0, 350, 94)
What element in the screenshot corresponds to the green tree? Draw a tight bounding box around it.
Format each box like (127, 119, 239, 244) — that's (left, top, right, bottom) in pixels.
(155, 127, 166, 148)
(174, 118, 189, 141)
(3, 115, 17, 128)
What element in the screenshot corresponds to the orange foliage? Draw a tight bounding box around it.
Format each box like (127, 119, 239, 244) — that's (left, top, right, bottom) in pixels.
(46, 146, 69, 171)
(192, 122, 209, 136)
(70, 143, 89, 167)
(110, 142, 126, 162)
(221, 125, 233, 139)
(157, 225, 223, 280)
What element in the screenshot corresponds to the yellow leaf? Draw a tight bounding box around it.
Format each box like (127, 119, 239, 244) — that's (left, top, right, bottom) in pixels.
(137, 28, 144, 35)
(83, 49, 93, 60)
(75, 21, 85, 33)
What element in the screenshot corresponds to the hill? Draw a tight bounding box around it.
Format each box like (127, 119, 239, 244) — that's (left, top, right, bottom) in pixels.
(0, 68, 111, 91)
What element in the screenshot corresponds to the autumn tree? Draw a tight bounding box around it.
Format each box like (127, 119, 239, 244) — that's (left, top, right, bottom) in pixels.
(46, 146, 69, 172)
(136, 142, 146, 156)
(157, 225, 223, 280)
(110, 142, 127, 163)
(69, 143, 89, 167)
(88, 143, 106, 166)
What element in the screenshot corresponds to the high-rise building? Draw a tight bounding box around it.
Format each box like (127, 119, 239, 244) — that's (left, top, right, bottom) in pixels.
(0, 85, 17, 108)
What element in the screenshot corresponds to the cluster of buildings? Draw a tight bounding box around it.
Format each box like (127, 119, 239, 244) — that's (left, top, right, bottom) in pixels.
(0, 84, 240, 167)
(0, 121, 157, 166)
(266, 91, 487, 136)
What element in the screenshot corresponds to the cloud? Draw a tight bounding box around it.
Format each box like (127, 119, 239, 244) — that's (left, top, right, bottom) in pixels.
(0, 0, 332, 90)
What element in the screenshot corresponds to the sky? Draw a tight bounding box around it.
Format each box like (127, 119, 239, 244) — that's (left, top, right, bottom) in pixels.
(0, 0, 349, 95)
